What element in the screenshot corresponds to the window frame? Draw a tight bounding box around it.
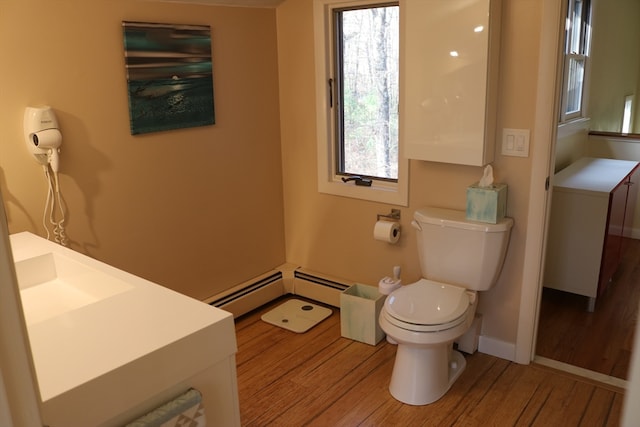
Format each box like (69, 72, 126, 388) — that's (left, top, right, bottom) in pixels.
(559, 0, 592, 123)
(313, 0, 408, 206)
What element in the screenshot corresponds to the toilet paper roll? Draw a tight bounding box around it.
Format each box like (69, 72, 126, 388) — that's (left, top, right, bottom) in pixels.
(373, 220, 400, 244)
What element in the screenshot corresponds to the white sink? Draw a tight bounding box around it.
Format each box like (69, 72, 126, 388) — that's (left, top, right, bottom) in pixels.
(10, 232, 239, 427)
(15, 252, 133, 325)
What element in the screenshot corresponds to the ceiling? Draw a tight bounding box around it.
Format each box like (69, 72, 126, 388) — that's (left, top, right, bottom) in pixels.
(159, 0, 285, 7)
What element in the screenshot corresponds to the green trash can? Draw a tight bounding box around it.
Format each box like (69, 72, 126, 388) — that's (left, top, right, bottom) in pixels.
(340, 284, 386, 345)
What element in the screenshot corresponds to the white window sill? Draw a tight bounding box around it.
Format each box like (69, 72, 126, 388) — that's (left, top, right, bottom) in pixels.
(557, 117, 591, 139)
(317, 168, 409, 206)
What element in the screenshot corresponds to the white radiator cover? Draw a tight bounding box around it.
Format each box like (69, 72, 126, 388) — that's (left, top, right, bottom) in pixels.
(205, 266, 350, 318)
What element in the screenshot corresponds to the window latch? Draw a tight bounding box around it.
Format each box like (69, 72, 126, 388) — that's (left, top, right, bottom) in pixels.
(341, 176, 372, 187)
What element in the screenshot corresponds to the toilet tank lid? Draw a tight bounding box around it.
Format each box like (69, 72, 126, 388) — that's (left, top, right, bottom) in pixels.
(414, 207, 513, 232)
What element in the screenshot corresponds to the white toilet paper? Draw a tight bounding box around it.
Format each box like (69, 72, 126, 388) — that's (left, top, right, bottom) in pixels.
(373, 221, 400, 244)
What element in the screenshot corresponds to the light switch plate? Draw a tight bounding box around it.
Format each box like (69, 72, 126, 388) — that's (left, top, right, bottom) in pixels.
(502, 128, 530, 157)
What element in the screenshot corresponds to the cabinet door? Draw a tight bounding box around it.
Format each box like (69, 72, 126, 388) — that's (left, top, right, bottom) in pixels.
(599, 165, 640, 295)
(401, 0, 501, 166)
(599, 179, 628, 295)
(544, 189, 608, 298)
(623, 166, 640, 239)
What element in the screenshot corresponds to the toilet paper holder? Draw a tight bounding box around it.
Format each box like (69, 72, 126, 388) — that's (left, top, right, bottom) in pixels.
(377, 209, 401, 222)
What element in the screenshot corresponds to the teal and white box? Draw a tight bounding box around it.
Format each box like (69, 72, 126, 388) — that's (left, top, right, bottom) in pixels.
(340, 284, 385, 346)
(466, 183, 507, 224)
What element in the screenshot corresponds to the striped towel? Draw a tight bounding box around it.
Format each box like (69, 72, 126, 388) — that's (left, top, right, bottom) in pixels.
(126, 388, 206, 427)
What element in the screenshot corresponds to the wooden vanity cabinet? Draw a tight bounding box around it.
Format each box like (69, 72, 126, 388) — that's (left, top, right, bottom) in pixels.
(544, 157, 640, 311)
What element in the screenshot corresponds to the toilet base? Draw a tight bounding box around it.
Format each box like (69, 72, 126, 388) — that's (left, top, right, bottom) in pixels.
(388, 343, 466, 405)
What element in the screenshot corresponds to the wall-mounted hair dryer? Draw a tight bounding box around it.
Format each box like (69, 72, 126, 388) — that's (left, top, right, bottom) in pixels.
(23, 106, 68, 246)
(24, 106, 62, 172)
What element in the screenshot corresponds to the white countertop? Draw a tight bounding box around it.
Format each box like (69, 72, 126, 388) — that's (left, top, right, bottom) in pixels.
(553, 157, 639, 194)
(10, 232, 236, 411)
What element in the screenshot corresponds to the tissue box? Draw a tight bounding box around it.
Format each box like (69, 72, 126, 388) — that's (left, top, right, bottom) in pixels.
(466, 183, 507, 224)
(340, 284, 385, 346)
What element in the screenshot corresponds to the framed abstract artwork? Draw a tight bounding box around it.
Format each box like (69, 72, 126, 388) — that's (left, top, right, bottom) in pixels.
(122, 21, 215, 135)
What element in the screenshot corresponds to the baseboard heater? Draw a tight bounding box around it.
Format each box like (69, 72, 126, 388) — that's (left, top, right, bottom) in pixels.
(206, 271, 284, 318)
(292, 270, 350, 308)
(205, 268, 353, 318)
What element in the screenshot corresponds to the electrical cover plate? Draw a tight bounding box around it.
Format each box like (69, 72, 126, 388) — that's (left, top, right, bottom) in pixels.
(502, 128, 530, 157)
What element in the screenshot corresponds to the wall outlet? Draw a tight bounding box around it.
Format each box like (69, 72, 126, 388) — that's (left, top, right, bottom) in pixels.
(502, 128, 530, 157)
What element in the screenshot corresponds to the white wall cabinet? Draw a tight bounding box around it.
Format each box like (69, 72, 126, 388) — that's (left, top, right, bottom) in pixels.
(544, 158, 640, 311)
(401, 0, 501, 166)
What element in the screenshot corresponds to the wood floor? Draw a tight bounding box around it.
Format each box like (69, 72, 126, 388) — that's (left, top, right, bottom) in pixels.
(235, 297, 625, 426)
(537, 237, 640, 379)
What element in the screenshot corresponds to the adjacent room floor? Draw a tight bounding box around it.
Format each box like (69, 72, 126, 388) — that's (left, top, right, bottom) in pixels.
(235, 297, 624, 426)
(537, 237, 640, 379)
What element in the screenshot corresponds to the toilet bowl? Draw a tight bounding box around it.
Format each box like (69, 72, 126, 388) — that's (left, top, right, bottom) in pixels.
(379, 279, 477, 405)
(379, 207, 513, 406)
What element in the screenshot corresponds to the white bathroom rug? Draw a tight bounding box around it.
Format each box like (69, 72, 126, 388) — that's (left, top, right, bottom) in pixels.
(261, 299, 332, 333)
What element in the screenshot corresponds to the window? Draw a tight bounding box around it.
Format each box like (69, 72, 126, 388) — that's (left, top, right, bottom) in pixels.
(622, 95, 633, 133)
(560, 0, 592, 122)
(314, 0, 408, 206)
(335, 5, 399, 180)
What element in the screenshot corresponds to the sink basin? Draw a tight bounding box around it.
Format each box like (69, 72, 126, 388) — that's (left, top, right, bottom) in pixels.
(15, 252, 133, 325)
(10, 232, 240, 427)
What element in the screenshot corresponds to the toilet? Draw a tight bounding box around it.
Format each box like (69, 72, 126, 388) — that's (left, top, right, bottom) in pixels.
(379, 206, 513, 405)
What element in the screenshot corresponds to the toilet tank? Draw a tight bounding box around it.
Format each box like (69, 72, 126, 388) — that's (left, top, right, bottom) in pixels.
(413, 207, 513, 291)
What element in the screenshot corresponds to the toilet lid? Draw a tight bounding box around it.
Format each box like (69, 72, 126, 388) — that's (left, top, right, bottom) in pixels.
(385, 279, 471, 326)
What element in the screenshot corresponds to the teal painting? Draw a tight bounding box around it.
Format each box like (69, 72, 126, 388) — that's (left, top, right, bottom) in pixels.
(122, 21, 215, 135)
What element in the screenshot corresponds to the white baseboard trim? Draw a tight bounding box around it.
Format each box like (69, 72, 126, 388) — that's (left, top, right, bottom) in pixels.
(478, 335, 516, 362)
(534, 356, 627, 389)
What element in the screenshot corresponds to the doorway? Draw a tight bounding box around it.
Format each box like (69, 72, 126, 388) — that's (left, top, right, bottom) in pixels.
(533, 0, 640, 381)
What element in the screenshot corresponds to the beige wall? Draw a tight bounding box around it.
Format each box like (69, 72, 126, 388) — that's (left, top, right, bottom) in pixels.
(555, 122, 589, 172)
(0, 0, 547, 349)
(0, 0, 286, 300)
(277, 0, 542, 347)
(588, 0, 640, 133)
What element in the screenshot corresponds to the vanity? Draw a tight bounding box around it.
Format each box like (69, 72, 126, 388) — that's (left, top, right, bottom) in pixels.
(10, 232, 240, 427)
(544, 157, 640, 311)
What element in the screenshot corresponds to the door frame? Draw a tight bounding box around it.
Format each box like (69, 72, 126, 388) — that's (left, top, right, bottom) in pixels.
(514, 0, 564, 364)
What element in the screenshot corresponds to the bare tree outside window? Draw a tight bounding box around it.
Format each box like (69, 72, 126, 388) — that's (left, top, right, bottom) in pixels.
(336, 5, 399, 180)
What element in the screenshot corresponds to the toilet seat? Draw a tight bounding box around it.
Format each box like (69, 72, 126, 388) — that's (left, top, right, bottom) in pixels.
(383, 279, 474, 332)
